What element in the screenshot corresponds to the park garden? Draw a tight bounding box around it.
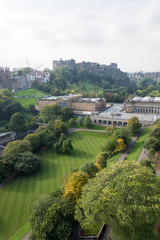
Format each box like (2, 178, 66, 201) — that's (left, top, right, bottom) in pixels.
(0, 89, 160, 240)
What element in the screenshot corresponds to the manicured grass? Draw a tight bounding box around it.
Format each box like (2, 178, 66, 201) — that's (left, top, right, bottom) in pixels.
(9, 222, 31, 240)
(125, 128, 151, 162)
(74, 124, 106, 130)
(14, 88, 46, 97)
(0, 131, 107, 240)
(15, 97, 42, 108)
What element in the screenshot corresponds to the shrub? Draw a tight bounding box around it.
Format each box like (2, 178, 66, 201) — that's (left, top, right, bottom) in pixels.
(24, 133, 41, 151)
(14, 151, 40, 175)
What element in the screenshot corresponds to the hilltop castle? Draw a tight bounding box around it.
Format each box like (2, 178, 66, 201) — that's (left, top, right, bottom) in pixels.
(53, 58, 118, 72)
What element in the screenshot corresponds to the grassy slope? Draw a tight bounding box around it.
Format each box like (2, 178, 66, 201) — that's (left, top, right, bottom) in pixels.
(15, 97, 42, 108)
(125, 128, 151, 162)
(14, 88, 46, 96)
(0, 131, 107, 240)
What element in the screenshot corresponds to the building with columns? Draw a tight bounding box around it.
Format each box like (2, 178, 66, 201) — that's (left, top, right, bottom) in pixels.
(124, 96, 160, 114)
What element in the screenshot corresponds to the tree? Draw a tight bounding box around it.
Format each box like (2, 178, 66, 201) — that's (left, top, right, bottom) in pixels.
(143, 137, 160, 151)
(77, 116, 84, 126)
(68, 118, 76, 127)
(75, 162, 160, 240)
(149, 127, 160, 139)
(40, 105, 60, 122)
(8, 112, 26, 132)
(61, 107, 74, 120)
(103, 137, 117, 154)
(3, 102, 23, 119)
(83, 115, 92, 128)
(95, 152, 109, 169)
(81, 162, 98, 178)
(53, 120, 67, 137)
(14, 151, 40, 175)
(127, 116, 141, 134)
(24, 133, 41, 151)
(116, 138, 126, 151)
(140, 159, 155, 173)
(113, 127, 131, 145)
(64, 171, 89, 205)
(3, 140, 32, 163)
(28, 104, 36, 113)
(62, 138, 73, 153)
(38, 129, 56, 147)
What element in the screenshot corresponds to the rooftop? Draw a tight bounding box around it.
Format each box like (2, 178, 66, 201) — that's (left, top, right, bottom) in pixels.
(129, 96, 160, 103)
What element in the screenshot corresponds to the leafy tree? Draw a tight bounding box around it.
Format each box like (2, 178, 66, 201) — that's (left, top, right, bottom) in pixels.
(62, 138, 73, 153)
(30, 190, 74, 240)
(127, 116, 141, 134)
(3, 102, 23, 119)
(149, 127, 160, 139)
(83, 115, 92, 128)
(40, 105, 60, 122)
(8, 112, 26, 132)
(148, 148, 156, 160)
(54, 133, 73, 154)
(113, 127, 131, 145)
(14, 151, 40, 175)
(68, 118, 76, 127)
(38, 129, 56, 147)
(53, 120, 67, 137)
(28, 104, 36, 112)
(24, 133, 41, 151)
(103, 137, 117, 154)
(77, 116, 84, 126)
(0, 89, 13, 98)
(75, 162, 160, 240)
(81, 162, 98, 178)
(64, 171, 89, 205)
(3, 140, 32, 163)
(116, 138, 126, 151)
(95, 152, 109, 169)
(140, 159, 155, 173)
(143, 137, 160, 151)
(61, 107, 74, 120)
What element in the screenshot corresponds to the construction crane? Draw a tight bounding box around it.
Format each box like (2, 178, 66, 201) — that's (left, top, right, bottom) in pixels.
(36, 64, 43, 71)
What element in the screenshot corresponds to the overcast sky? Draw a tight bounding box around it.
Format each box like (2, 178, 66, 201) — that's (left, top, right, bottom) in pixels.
(0, 0, 159, 72)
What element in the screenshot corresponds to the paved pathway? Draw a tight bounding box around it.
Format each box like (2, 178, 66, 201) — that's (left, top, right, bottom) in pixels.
(117, 131, 141, 162)
(67, 128, 106, 134)
(137, 148, 149, 162)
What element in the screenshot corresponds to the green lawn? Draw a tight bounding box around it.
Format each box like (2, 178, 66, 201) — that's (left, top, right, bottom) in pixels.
(0, 131, 107, 240)
(14, 88, 46, 97)
(74, 124, 106, 130)
(125, 128, 151, 162)
(15, 97, 42, 108)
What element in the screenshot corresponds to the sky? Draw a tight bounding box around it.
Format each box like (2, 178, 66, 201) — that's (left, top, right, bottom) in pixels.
(0, 0, 160, 72)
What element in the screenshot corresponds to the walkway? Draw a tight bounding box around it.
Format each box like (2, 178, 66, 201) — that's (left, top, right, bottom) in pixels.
(117, 131, 141, 162)
(67, 128, 106, 134)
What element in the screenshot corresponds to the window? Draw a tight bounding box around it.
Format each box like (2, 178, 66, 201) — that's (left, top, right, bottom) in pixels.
(57, 102, 61, 107)
(62, 102, 67, 108)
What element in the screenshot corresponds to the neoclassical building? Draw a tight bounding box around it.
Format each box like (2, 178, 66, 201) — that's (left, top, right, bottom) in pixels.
(37, 94, 106, 114)
(124, 96, 160, 114)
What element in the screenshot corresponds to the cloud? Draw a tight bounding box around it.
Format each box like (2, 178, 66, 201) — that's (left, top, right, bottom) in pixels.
(0, 0, 160, 71)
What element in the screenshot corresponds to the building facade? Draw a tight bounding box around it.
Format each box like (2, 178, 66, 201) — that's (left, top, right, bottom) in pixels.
(124, 96, 160, 114)
(37, 94, 106, 114)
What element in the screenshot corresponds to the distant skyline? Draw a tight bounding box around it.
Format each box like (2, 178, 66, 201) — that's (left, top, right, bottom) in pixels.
(0, 0, 160, 72)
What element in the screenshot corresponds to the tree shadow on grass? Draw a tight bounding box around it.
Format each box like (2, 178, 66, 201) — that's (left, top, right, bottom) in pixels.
(68, 149, 93, 159)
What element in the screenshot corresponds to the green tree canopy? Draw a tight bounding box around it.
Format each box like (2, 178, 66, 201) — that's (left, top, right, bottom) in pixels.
(14, 151, 40, 175)
(8, 112, 26, 132)
(127, 116, 141, 134)
(24, 133, 41, 151)
(61, 107, 74, 120)
(30, 190, 74, 240)
(83, 115, 92, 128)
(75, 162, 160, 240)
(3, 140, 32, 162)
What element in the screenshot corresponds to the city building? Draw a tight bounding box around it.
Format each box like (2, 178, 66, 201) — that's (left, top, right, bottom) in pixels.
(124, 96, 160, 114)
(36, 94, 106, 115)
